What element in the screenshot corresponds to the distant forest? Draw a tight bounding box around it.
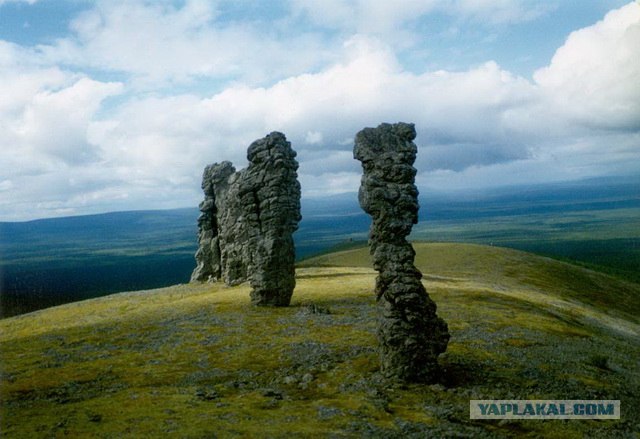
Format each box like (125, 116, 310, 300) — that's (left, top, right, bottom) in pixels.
(1, 176, 639, 318)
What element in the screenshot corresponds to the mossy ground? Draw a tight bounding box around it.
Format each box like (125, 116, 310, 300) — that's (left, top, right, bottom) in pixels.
(1, 243, 639, 438)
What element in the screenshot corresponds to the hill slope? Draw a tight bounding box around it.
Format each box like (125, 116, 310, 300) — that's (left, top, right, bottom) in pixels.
(3, 175, 639, 317)
(1, 243, 639, 437)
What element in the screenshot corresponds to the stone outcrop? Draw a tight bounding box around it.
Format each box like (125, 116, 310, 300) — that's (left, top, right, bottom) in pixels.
(354, 122, 450, 382)
(240, 133, 302, 305)
(191, 161, 236, 283)
(191, 132, 301, 306)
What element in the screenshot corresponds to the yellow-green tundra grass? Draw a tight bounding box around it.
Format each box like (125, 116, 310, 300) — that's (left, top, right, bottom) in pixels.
(1, 243, 639, 437)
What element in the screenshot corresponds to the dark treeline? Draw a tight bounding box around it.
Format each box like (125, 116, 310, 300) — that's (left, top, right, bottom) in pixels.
(1, 176, 638, 318)
(0, 255, 195, 318)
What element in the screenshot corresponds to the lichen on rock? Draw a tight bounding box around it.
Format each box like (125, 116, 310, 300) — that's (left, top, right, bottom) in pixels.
(191, 161, 236, 283)
(191, 132, 301, 306)
(240, 132, 302, 306)
(354, 122, 450, 382)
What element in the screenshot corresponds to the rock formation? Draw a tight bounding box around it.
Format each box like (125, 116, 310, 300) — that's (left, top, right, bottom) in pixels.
(191, 161, 236, 283)
(191, 132, 301, 306)
(354, 122, 450, 382)
(240, 132, 302, 306)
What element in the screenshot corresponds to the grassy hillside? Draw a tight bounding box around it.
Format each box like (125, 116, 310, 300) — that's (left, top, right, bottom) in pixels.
(3, 176, 638, 318)
(1, 244, 639, 437)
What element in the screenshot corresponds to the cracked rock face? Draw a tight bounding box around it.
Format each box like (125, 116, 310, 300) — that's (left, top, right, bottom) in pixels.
(191, 132, 301, 306)
(354, 122, 450, 382)
(191, 161, 236, 283)
(239, 132, 302, 306)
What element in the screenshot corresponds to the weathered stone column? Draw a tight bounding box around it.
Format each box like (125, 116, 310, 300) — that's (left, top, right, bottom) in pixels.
(239, 132, 302, 306)
(191, 161, 236, 282)
(191, 132, 301, 307)
(354, 122, 449, 382)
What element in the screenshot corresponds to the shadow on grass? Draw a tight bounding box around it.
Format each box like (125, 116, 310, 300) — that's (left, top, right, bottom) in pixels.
(440, 357, 496, 389)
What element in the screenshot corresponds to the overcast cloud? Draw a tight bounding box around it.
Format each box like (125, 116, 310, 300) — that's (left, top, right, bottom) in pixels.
(0, 0, 638, 220)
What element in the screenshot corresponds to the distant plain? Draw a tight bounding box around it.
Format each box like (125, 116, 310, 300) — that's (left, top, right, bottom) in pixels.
(1, 176, 638, 317)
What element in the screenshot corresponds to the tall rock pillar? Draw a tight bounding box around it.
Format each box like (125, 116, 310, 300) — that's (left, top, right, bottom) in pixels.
(191, 132, 301, 307)
(191, 161, 236, 282)
(240, 132, 302, 306)
(354, 122, 449, 382)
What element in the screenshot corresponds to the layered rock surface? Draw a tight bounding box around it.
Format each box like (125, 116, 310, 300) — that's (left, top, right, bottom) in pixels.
(191, 161, 236, 283)
(240, 132, 302, 306)
(354, 122, 450, 382)
(191, 132, 301, 306)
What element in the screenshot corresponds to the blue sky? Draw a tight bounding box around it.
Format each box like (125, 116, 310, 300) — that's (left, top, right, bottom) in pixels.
(0, 0, 638, 221)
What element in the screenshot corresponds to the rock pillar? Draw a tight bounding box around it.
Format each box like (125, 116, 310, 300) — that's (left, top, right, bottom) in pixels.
(191, 132, 301, 306)
(354, 122, 449, 382)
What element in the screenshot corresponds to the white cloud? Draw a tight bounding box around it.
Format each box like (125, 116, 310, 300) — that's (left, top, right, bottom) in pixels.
(37, 0, 333, 88)
(0, 180, 13, 191)
(82, 2, 640, 206)
(0, 1, 638, 220)
(0, 42, 124, 219)
(304, 131, 323, 145)
(300, 172, 361, 197)
(0, 42, 123, 172)
(534, 2, 640, 132)
(80, 36, 535, 203)
(19, 78, 123, 163)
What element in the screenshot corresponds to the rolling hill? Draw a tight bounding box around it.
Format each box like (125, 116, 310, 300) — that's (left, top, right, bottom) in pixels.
(2, 176, 639, 318)
(1, 243, 638, 437)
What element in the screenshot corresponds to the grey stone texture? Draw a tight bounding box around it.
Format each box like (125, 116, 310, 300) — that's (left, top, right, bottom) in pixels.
(240, 132, 302, 306)
(354, 122, 450, 382)
(191, 132, 301, 306)
(191, 161, 236, 283)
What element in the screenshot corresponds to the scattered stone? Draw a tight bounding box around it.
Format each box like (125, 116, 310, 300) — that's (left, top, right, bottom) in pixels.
(285, 341, 337, 372)
(317, 406, 344, 420)
(353, 122, 450, 383)
(195, 388, 219, 401)
(368, 388, 393, 413)
(261, 389, 283, 400)
(299, 304, 332, 315)
(260, 399, 281, 409)
(283, 375, 298, 385)
(87, 413, 102, 423)
(191, 132, 301, 306)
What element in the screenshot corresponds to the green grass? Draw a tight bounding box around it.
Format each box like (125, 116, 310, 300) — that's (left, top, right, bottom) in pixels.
(1, 244, 639, 437)
(413, 206, 640, 283)
(302, 243, 640, 324)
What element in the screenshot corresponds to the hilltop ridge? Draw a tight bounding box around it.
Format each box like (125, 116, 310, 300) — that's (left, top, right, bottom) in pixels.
(1, 243, 639, 437)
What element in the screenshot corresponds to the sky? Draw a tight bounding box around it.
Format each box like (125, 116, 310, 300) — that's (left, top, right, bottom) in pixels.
(0, 0, 638, 221)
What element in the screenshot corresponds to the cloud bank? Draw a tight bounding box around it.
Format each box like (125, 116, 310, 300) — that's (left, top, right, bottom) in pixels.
(0, 0, 638, 220)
